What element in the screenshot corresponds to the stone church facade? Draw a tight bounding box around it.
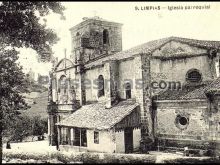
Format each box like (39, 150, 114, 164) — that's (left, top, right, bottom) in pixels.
(47, 16, 220, 153)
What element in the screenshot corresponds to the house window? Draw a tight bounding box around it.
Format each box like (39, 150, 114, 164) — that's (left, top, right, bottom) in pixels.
(74, 128, 80, 146)
(61, 127, 69, 145)
(186, 69, 202, 83)
(125, 82, 131, 99)
(94, 131, 99, 144)
(103, 29, 109, 44)
(97, 75, 105, 97)
(81, 129, 87, 147)
(73, 128, 87, 147)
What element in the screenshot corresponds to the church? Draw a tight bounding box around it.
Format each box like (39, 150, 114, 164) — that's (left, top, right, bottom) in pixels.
(47, 16, 220, 153)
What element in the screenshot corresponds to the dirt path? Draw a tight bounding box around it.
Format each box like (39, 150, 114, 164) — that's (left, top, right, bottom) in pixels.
(2, 140, 56, 153)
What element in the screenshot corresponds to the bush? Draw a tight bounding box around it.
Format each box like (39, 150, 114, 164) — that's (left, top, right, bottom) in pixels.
(3, 150, 50, 161)
(82, 152, 100, 164)
(3, 150, 157, 164)
(3, 114, 48, 143)
(163, 157, 220, 164)
(102, 153, 156, 164)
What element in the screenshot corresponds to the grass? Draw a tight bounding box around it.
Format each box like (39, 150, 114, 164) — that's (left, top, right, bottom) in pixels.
(21, 91, 48, 119)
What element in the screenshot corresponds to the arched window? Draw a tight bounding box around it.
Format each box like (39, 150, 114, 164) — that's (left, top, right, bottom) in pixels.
(97, 75, 105, 97)
(103, 29, 109, 44)
(59, 75, 67, 93)
(125, 82, 131, 99)
(186, 69, 202, 83)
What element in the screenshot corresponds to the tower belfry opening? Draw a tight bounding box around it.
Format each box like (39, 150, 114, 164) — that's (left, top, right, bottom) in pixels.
(69, 16, 123, 66)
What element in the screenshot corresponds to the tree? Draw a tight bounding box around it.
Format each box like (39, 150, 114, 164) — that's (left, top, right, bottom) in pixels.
(0, 2, 65, 60)
(0, 2, 65, 160)
(8, 115, 32, 143)
(1, 49, 29, 131)
(31, 116, 47, 141)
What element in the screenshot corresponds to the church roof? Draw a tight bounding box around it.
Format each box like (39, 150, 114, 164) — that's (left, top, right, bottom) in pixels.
(156, 77, 220, 101)
(56, 100, 139, 130)
(85, 36, 220, 68)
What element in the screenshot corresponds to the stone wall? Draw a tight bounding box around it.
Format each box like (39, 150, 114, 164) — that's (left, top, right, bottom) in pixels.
(118, 59, 135, 99)
(82, 66, 105, 102)
(151, 56, 213, 85)
(155, 99, 220, 149)
(70, 18, 122, 64)
(151, 41, 218, 95)
(52, 67, 76, 104)
(156, 100, 208, 139)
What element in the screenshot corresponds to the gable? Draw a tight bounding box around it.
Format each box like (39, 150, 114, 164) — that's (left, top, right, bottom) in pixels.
(152, 40, 208, 59)
(55, 58, 74, 71)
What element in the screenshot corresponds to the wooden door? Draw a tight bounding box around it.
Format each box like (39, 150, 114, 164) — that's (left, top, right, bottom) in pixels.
(124, 128, 133, 153)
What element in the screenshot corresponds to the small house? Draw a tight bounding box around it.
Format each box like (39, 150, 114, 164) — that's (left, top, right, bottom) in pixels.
(56, 100, 141, 153)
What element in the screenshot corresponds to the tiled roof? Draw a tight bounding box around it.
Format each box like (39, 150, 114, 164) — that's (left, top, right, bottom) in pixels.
(204, 77, 220, 93)
(156, 78, 220, 101)
(85, 37, 170, 68)
(85, 36, 220, 68)
(171, 37, 220, 50)
(56, 100, 139, 130)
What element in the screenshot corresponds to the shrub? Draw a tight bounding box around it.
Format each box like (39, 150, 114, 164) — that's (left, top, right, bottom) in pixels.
(102, 153, 156, 164)
(81, 152, 100, 164)
(3, 150, 50, 161)
(163, 157, 220, 164)
(3, 150, 157, 164)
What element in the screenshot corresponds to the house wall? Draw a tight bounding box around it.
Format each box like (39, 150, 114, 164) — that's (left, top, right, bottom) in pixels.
(83, 67, 105, 102)
(115, 130, 125, 153)
(58, 127, 141, 153)
(156, 101, 208, 139)
(151, 41, 216, 95)
(70, 19, 122, 64)
(155, 100, 220, 149)
(115, 128, 141, 153)
(86, 129, 116, 153)
(151, 56, 213, 84)
(80, 58, 143, 105)
(133, 128, 141, 151)
(52, 67, 76, 103)
(118, 59, 135, 99)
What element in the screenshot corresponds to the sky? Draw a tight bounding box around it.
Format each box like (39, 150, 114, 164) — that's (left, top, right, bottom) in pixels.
(17, 2, 220, 79)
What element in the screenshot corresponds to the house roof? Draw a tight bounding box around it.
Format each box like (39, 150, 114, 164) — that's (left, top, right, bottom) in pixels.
(56, 100, 140, 130)
(85, 36, 220, 68)
(156, 78, 220, 101)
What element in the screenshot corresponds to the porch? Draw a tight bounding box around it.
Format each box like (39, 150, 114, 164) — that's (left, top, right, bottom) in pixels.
(56, 100, 142, 153)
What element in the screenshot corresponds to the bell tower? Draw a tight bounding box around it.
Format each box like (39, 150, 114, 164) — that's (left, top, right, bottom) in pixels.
(69, 16, 123, 66)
